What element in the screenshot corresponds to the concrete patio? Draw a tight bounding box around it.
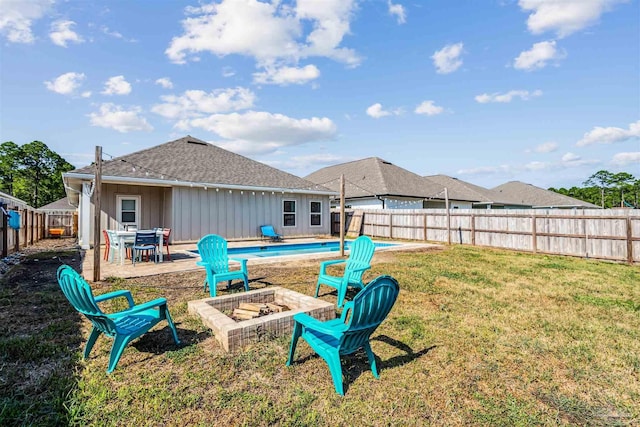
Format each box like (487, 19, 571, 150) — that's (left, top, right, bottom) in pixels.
(82, 237, 436, 281)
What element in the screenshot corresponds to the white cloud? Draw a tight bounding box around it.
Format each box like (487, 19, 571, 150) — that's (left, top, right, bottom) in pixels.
(475, 89, 543, 103)
(101, 75, 132, 95)
(49, 20, 83, 47)
(414, 100, 444, 116)
(432, 42, 464, 74)
(388, 1, 406, 24)
(44, 72, 85, 96)
(0, 0, 53, 43)
(514, 40, 565, 70)
(166, 0, 360, 69)
(88, 103, 153, 133)
(519, 0, 625, 38)
(611, 152, 640, 166)
(101, 25, 136, 42)
(577, 120, 640, 146)
(253, 64, 320, 85)
(185, 111, 336, 155)
(81, 91, 91, 98)
(155, 77, 174, 89)
(222, 67, 236, 77)
(152, 87, 256, 120)
(530, 142, 558, 153)
(366, 103, 402, 118)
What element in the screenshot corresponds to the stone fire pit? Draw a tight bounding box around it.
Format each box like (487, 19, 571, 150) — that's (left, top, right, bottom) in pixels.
(188, 287, 335, 352)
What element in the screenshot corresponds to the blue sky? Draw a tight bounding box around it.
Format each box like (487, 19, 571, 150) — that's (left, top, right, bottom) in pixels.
(1, 0, 638, 189)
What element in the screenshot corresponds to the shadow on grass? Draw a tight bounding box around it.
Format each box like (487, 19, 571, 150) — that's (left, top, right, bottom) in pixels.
(340, 336, 435, 393)
(132, 326, 209, 354)
(291, 335, 435, 394)
(0, 251, 85, 426)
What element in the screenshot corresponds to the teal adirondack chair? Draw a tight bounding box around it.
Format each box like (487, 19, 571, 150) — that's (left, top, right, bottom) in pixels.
(56, 265, 180, 373)
(197, 234, 249, 297)
(315, 235, 376, 308)
(287, 275, 400, 395)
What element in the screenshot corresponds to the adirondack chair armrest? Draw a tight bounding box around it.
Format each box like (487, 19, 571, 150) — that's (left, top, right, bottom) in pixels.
(196, 261, 208, 267)
(95, 290, 135, 308)
(110, 297, 168, 317)
(319, 259, 346, 275)
(229, 257, 248, 269)
(293, 313, 346, 338)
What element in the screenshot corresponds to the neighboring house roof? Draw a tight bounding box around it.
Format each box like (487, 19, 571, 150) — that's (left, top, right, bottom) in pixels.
(65, 136, 333, 194)
(423, 174, 525, 205)
(305, 157, 445, 200)
(39, 197, 75, 212)
(0, 191, 33, 209)
(492, 181, 601, 208)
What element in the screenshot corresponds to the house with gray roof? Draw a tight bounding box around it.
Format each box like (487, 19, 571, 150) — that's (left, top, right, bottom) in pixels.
(492, 181, 601, 209)
(63, 136, 336, 249)
(424, 175, 531, 209)
(305, 157, 476, 209)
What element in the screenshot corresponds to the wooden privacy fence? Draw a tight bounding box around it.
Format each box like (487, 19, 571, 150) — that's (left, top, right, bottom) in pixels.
(332, 209, 640, 264)
(0, 196, 46, 257)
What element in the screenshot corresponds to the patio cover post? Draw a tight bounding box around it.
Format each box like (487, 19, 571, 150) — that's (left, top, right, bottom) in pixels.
(340, 174, 345, 256)
(93, 146, 102, 282)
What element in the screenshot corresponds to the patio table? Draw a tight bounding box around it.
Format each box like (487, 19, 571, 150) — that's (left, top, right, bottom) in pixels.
(113, 229, 164, 265)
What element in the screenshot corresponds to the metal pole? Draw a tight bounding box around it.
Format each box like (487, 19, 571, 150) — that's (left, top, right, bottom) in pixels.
(340, 174, 345, 256)
(93, 146, 102, 282)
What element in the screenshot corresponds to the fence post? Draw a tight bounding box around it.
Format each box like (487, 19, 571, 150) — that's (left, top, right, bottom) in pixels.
(532, 212, 537, 254)
(389, 213, 393, 239)
(423, 213, 427, 241)
(471, 213, 476, 246)
(1, 203, 7, 258)
(627, 217, 633, 264)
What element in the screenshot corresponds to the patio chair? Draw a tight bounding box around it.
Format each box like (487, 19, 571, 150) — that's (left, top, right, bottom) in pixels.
(102, 230, 110, 261)
(314, 235, 375, 308)
(197, 234, 249, 297)
(159, 228, 171, 261)
(105, 230, 132, 263)
(132, 231, 158, 265)
(287, 275, 400, 395)
(260, 225, 283, 242)
(56, 265, 180, 373)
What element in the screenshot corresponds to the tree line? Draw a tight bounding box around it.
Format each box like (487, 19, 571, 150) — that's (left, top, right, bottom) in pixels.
(549, 170, 639, 209)
(0, 141, 75, 208)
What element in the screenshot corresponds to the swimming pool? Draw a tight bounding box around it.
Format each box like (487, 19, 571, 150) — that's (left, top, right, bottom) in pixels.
(190, 240, 398, 259)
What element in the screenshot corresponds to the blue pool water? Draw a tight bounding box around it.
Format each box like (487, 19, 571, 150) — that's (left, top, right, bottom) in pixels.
(191, 240, 397, 259)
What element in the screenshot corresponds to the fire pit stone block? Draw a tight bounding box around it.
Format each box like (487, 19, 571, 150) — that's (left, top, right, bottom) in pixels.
(188, 287, 336, 352)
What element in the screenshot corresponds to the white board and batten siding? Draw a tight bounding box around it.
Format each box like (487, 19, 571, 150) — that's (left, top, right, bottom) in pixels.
(354, 208, 640, 263)
(171, 187, 332, 242)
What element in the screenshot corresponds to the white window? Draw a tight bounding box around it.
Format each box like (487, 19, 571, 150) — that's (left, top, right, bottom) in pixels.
(310, 201, 322, 227)
(283, 200, 296, 227)
(116, 195, 140, 229)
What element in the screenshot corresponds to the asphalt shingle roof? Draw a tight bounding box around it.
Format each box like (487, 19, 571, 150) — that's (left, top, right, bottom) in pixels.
(71, 136, 328, 192)
(305, 157, 444, 199)
(39, 197, 75, 211)
(424, 174, 527, 205)
(492, 181, 601, 208)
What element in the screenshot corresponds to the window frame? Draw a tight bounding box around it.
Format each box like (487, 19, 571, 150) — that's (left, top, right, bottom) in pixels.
(282, 199, 297, 228)
(309, 200, 322, 227)
(116, 195, 141, 229)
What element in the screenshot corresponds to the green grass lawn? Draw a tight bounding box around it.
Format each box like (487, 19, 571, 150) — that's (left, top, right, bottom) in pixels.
(2, 246, 639, 426)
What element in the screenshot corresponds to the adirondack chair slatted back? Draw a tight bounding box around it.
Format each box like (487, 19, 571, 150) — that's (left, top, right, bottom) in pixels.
(339, 275, 400, 354)
(344, 236, 376, 283)
(57, 265, 117, 336)
(197, 234, 231, 273)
